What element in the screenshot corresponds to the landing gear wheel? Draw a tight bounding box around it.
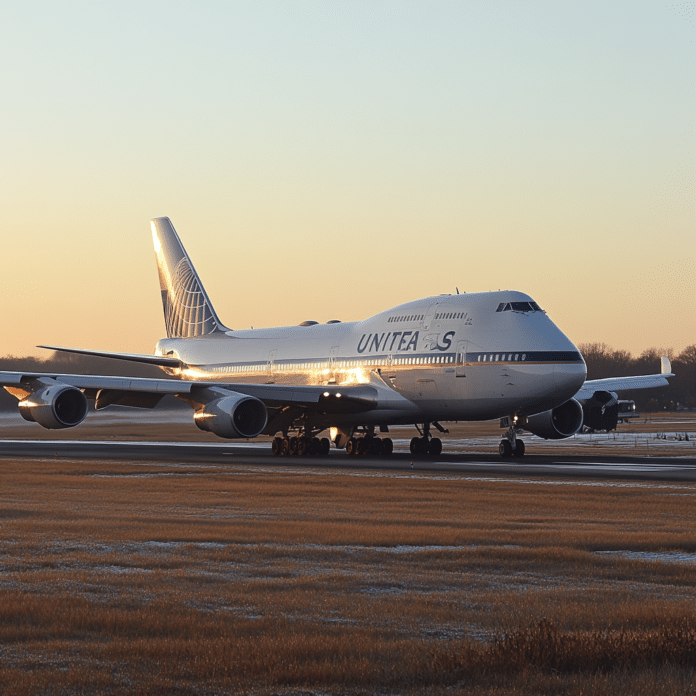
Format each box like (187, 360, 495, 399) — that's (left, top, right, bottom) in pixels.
(297, 437, 308, 456)
(320, 437, 331, 455)
(280, 438, 290, 456)
(369, 437, 382, 455)
(289, 437, 299, 456)
(346, 437, 358, 456)
(357, 437, 370, 456)
(429, 437, 442, 456)
(410, 437, 422, 455)
(381, 438, 394, 456)
(512, 440, 526, 458)
(271, 437, 282, 456)
(308, 437, 321, 456)
(499, 440, 513, 458)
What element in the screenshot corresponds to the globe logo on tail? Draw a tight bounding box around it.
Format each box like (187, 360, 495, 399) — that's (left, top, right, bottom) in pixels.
(163, 258, 219, 338)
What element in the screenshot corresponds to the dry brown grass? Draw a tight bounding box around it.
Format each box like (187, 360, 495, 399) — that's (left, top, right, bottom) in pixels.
(0, 453, 695, 694)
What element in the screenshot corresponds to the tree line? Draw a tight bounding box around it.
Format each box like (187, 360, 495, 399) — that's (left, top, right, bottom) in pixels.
(579, 343, 696, 411)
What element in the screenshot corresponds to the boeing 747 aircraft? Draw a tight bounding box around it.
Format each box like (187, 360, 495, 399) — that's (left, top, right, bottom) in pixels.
(0, 217, 674, 458)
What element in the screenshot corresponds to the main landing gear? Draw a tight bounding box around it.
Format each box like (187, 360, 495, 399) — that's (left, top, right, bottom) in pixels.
(499, 424, 525, 459)
(345, 436, 394, 457)
(409, 422, 444, 456)
(271, 436, 331, 457)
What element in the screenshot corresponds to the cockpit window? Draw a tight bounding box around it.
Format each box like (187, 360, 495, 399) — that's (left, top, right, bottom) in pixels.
(496, 301, 544, 313)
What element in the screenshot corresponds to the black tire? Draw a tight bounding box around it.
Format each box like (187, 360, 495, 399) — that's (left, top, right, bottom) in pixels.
(280, 438, 290, 456)
(513, 440, 526, 458)
(429, 437, 442, 456)
(320, 437, 331, 455)
(410, 437, 421, 455)
(499, 440, 513, 458)
(357, 438, 369, 456)
(346, 438, 358, 456)
(369, 437, 382, 455)
(297, 438, 308, 456)
(271, 437, 282, 456)
(289, 437, 299, 456)
(381, 438, 393, 455)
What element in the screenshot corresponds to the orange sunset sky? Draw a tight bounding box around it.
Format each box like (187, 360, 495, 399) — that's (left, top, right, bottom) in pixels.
(1, 1, 693, 360)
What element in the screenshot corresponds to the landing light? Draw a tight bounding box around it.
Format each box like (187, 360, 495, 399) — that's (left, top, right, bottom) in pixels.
(336, 393, 342, 398)
(323, 392, 330, 397)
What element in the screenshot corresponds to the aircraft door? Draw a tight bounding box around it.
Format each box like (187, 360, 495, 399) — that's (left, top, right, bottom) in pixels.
(423, 302, 439, 330)
(329, 346, 339, 383)
(456, 341, 467, 378)
(267, 350, 277, 382)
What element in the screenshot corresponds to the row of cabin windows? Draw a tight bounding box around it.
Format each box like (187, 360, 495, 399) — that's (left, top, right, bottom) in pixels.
(210, 356, 457, 373)
(477, 353, 527, 362)
(387, 311, 465, 323)
(211, 355, 533, 373)
(435, 312, 465, 320)
(388, 314, 424, 323)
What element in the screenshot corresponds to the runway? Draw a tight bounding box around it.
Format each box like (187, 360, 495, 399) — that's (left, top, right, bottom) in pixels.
(1, 439, 695, 482)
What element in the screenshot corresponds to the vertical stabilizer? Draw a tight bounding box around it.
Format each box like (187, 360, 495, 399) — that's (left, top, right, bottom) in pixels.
(150, 217, 229, 338)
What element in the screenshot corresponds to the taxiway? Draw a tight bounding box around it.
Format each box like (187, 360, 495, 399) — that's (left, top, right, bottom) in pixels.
(0, 439, 694, 482)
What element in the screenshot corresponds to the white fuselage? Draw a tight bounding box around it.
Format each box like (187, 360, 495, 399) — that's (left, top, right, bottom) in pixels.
(155, 290, 586, 426)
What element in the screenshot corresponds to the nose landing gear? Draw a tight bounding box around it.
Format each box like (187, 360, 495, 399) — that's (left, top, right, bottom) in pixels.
(499, 422, 525, 458)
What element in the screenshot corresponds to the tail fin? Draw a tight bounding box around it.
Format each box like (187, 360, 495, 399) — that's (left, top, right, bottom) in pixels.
(150, 217, 229, 338)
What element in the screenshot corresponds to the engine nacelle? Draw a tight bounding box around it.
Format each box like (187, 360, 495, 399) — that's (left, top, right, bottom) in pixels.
(524, 398, 584, 440)
(18, 385, 88, 429)
(582, 391, 619, 432)
(194, 393, 267, 439)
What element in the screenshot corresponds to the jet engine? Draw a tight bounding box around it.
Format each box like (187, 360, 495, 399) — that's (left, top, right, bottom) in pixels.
(194, 393, 267, 439)
(18, 384, 88, 429)
(524, 398, 584, 439)
(582, 391, 619, 432)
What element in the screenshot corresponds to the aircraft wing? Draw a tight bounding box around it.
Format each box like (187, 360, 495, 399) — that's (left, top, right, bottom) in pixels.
(574, 356, 674, 400)
(0, 371, 380, 414)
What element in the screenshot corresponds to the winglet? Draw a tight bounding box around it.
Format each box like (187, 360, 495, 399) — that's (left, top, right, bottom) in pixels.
(661, 356, 671, 375)
(150, 217, 229, 338)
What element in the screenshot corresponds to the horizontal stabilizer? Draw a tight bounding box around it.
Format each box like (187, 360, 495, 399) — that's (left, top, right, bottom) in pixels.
(38, 345, 182, 368)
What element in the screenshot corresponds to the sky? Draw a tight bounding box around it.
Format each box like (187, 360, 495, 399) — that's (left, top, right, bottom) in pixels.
(1, 1, 694, 360)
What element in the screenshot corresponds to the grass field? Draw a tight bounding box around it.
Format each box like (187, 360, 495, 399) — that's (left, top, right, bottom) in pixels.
(0, 449, 695, 694)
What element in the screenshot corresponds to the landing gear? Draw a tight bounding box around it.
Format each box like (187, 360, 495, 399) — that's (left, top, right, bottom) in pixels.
(409, 423, 444, 456)
(346, 435, 394, 457)
(499, 423, 525, 459)
(271, 435, 332, 457)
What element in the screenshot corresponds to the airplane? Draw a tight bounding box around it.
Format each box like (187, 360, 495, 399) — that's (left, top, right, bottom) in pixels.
(0, 217, 674, 458)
